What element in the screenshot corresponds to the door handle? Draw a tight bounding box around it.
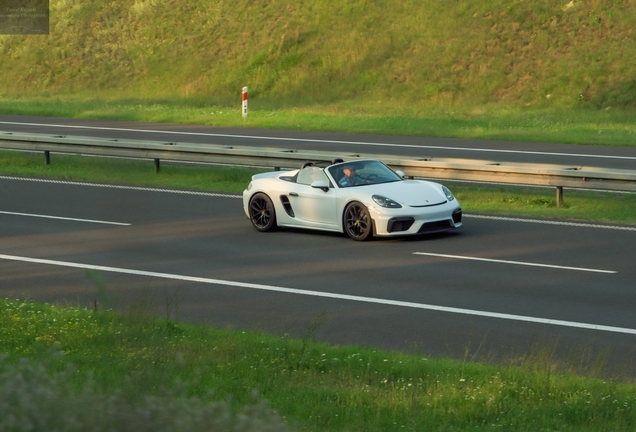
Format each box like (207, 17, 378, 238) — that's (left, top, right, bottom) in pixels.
(289, 192, 299, 197)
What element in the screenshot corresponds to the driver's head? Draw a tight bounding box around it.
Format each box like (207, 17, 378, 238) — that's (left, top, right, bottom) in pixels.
(342, 164, 356, 178)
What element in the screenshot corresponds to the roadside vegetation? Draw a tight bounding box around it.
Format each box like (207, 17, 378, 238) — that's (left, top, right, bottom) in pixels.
(2, 298, 636, 432)
(2, 1, 636, 429)
(1, 98, 636, 147)
(0, 0, 635, 146)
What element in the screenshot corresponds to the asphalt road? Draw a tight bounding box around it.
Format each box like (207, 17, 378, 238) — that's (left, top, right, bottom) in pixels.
(2, 114, 636, 170)
(2, 176, 635, 376)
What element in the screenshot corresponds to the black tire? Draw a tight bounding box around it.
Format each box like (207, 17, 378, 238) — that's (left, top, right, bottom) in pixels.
(249, 193, 277, 232)
(343, 201, 373, 241)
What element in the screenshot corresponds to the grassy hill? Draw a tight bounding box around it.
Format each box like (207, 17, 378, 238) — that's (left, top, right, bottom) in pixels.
(1, 0, 636, 111)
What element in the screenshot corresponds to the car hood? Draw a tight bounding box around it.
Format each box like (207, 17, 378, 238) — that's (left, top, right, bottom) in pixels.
(366, 180, 447, 207)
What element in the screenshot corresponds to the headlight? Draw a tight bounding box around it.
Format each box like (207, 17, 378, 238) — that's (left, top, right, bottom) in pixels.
(372, 195, 402, 208)
(442, 185, 455, 201)
(246, 182, 253, 191)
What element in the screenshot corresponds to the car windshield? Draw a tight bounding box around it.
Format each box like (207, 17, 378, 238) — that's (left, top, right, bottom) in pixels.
(328, 160, 402, 188)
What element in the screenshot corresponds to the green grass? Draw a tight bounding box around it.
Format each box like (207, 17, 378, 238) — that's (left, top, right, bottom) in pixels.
(1, 2, 635, 426)
(1, 98, 636, 147)
(0, 149, 259, 194)
(2, 0, 636, 110)
(2, 149, 635, 226)
(2, 2, 636, 429)
(1, 0, 636, 147)
(451, 183, 636, 226)
(1, 298, 635, 432)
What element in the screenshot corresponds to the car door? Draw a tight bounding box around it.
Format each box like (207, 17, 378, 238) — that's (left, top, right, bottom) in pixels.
(286, 167, 338, 227)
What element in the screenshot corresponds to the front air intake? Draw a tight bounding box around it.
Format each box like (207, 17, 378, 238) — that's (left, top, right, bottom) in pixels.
(417, 220, 453, 234)
(387, 217, 415, 233)
(452, 208, 462, 224)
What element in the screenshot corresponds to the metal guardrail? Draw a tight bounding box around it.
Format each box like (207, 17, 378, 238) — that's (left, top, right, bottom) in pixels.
(2, 130, 636, 206)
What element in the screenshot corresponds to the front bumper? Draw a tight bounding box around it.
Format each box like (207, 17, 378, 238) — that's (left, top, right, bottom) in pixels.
(368, 201, 462, 236)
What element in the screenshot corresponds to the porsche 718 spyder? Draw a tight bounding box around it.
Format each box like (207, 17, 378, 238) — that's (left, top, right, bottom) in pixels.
(243, 159, 462, 241)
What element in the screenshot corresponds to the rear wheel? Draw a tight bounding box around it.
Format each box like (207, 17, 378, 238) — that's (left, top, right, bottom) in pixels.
(343, 201, 372, 241)
(249, 193, 277, 232)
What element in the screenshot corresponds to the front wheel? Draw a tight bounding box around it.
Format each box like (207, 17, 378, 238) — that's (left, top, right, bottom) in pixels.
(343, 201, 373, 241)
(249, 193, 277, 232)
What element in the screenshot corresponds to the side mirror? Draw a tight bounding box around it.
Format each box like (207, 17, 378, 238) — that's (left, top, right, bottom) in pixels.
(396, 170, 405, 179)
(310, 180, 329, 192)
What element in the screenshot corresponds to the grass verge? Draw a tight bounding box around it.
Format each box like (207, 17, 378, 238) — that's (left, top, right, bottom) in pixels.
(2, 149, 635, 226)
(1, 298, 635, 432)
(3, 0, 636, 118)
(1, 98, 636, 147)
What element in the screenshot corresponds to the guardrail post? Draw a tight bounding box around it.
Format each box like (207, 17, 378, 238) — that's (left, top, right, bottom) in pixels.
(44, 151, 50, 165)
(242, 86, 248, 118)
(154, 158, 160, 173)
(556, 186, 563, 208)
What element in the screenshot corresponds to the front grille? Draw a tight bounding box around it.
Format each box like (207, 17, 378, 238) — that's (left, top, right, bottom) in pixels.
(417, 220, 453, 234)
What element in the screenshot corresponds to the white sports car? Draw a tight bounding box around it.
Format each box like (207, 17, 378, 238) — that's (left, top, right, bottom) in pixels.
(243, 159, 462, 241)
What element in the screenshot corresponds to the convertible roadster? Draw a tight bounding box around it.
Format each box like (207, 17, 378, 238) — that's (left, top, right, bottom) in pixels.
(243, 159, 462, 241)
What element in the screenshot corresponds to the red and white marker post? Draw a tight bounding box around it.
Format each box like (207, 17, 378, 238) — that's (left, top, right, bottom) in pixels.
(242, 86, 248, 118)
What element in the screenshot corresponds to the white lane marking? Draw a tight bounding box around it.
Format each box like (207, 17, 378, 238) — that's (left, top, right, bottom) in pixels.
(2, 120, 636, 161)
(0, 210, 130, 226)
(465, 214, 636, 231)
(0, 253, 633, 335)
(413, 252, 616, 274)
(2, 175, 635, 232)
(0, 175, 241, 198)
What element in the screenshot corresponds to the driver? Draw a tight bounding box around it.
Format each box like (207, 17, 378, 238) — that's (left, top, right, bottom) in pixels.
(339, 163, 362, 187)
